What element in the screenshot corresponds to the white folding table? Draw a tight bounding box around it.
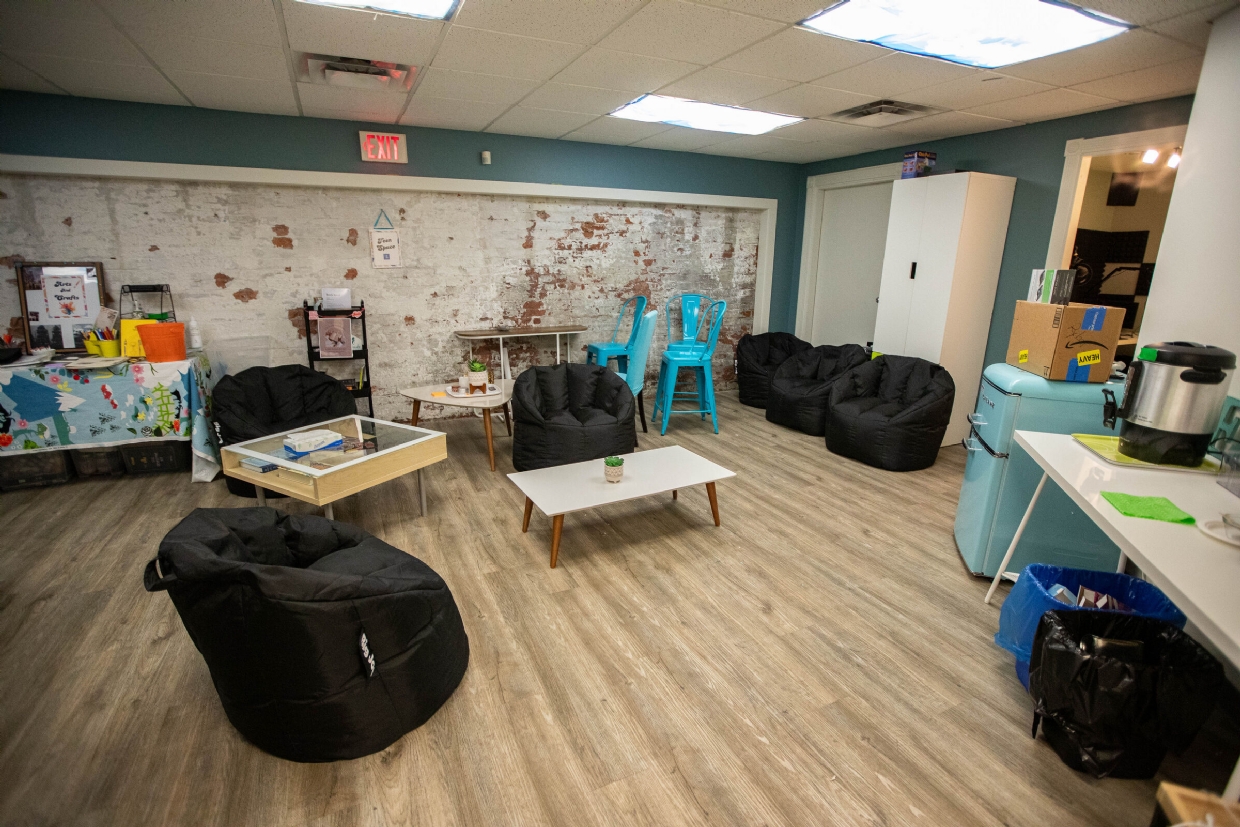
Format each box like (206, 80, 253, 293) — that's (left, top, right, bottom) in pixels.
(986, 430, 1240, 800)
(456, 324, 588, 381)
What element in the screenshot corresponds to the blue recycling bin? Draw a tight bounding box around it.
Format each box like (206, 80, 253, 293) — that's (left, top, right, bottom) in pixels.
(995, 564, 1186, 689)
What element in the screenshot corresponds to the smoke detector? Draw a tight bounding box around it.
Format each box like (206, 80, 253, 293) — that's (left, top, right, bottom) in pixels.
(830, 99, 938, 127)
(298, 54, 415, 91)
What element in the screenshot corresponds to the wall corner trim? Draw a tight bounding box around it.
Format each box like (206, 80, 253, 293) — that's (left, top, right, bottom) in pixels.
(0, 153, 780, 335)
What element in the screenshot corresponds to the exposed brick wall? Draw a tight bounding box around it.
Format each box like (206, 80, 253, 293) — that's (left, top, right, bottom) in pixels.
(0, 174, 759, 421)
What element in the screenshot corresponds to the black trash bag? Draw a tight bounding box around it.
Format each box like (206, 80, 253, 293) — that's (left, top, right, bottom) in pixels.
(824, 355, 954, 471)
(213, 365, 357, 497)
(1029, 609, 1223, 779)
(765, 344, 869, 436)
(735, 332, 812, 409)
(511, 362, 636, 472)
(145, 508, 470, 762)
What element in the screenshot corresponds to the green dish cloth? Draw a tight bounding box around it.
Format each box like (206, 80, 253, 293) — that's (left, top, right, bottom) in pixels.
(1101, 491, 1196, 525)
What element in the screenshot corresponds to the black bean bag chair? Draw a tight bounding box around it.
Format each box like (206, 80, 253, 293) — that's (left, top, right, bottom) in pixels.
(144, 507, 469, 762)
(764, 344, 869, 436)
(511, 362, 635, 472)
(736, 331, 812, 408)
(824, 355, 955, 471)
(213, 365, 357, 497)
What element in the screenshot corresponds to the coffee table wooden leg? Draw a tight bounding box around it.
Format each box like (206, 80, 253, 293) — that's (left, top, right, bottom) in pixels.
(410, 399, 421, 427)
(483, 407, 495, 471)
(550, 514, 564, 568)
(323, 502, 334, 520)
(503, 402, 512, 436)
(705, 482, 720, 526)
(255, 487, 267, 506)
(672, 489, 677, 500)
(522, 497, 533, 532)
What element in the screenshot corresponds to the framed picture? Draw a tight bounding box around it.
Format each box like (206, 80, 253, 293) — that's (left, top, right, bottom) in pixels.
(317, 317, 353, 359)
(15, 262, 107, 353)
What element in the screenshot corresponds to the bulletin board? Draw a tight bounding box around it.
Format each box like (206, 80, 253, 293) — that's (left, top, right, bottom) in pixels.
(15, 262, 107, 353)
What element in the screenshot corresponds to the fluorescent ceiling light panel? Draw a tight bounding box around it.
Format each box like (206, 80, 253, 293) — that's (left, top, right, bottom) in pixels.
(801, 0, 1130, 69)
(294, 0, 457, 20)
(609, 95, 802, 135)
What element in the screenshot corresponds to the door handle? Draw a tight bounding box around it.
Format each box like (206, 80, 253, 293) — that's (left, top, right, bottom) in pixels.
(967, 413, 986, 425)
(909, 262, 917, 280)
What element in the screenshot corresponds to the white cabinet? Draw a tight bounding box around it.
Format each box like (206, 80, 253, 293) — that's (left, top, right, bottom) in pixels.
(872, 172, 1016, 445)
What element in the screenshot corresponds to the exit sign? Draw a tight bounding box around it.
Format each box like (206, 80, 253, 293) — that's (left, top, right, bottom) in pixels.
(358, 131, 407, 164)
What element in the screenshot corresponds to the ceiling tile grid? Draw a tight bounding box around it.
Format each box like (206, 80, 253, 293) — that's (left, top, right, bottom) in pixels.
(0, 0, 1231, 163)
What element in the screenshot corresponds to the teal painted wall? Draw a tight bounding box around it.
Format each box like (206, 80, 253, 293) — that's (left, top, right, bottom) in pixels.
(0, 90, 805, 330)
(795, 96, 1195, 369)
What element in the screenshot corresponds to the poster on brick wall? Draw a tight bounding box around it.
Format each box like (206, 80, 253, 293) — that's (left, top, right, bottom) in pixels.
(369, 229, 401, 268)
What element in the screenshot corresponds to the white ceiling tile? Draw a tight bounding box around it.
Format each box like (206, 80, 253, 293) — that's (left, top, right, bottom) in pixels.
(811, 52, 977, 98)
(887, 110, 1015, 140)
(689, 0, 841, 24)
(432, 26, 583, 81)
(695, 133, 800, 157)
(560, 117, 672, 144)
(658, 67, 795, 106)
(301, 105, 395, 123)
(520, 82, 636, 115)
(1071, 0, 1226, 27)
(965, 88, 1119, 122)
(281, 0, 443, 65)
(999, 29, 1201, 87)
(10, 53, 183, 100)
(485, 106, 596, 138)
(400, 95, 509, 130)
(169, 72, 299, 115)
(126, 33, 289, 81)
(754, 142, 846, 163)
(630, 126, 732, 151)
(766, 117, 875, 143)
(297, 82, 408, 119)
(0, 53, 65, 94)
(746, 83, 871, 118)
(1069, 56, 1204, 102)
(902, 73, 1052, 110)
(416, 68, 540, 105)
(1144, 2, 1237, 48)
(95, 0, 284, 47)
(453, 0, 647, 45)
(715, 28, 886, 83)
(552, 47, 699, 92)
(596, 0, 783, 65)
(0, 5, 148, 65)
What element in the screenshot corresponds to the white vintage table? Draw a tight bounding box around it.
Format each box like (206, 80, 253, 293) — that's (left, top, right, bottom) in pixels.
(508, 445, 736, 568)
(987, 430, 1240, 801)
(399, 380, 514, 472)
(456, 324, 588, 380)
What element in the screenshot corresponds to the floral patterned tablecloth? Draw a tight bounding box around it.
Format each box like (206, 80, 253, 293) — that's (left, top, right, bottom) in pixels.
(0, 354, 221, 481)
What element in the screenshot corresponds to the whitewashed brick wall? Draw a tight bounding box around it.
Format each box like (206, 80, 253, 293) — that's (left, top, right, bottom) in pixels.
(0, 174, 759, 421)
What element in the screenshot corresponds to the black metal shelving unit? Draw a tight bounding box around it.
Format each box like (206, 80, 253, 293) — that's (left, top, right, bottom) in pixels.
(302, 299, 374, 416)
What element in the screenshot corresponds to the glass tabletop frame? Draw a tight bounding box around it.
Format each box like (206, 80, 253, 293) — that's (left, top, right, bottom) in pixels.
(222, 415, 444, 478)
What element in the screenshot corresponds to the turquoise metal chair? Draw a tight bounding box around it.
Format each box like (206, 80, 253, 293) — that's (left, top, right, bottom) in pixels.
(651, 299, 727, 435)
(586, 295, 648, 373)
(616, 309, 658, 435)
(664, 292, 712, 353)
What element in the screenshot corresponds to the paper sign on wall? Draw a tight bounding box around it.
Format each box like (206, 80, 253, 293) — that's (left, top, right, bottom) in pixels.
(369, 229, 402, 268)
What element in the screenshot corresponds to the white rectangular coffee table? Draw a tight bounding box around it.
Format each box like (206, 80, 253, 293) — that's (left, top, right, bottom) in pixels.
(508, 445, 736, 567)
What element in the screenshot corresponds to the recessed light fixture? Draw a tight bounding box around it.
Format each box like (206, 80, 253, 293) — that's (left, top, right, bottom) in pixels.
(294, 0, 458, 20)
(801, 0, 1131, 69)
(1167, 149, 1182, 169)
(1141, 148, 1160, 164)
(609, 95, 802, 135)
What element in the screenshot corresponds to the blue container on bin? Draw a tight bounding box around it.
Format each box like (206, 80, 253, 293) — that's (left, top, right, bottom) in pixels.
(995, 563, 1186, 689)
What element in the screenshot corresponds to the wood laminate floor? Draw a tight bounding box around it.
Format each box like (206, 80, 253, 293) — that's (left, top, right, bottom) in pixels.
(1, 393, 1236, 827)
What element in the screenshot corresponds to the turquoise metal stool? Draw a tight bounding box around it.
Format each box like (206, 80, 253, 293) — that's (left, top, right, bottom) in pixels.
(651, 300, 726, 435)
(586, 295, 647, 373)
(616, 308, 658, 436)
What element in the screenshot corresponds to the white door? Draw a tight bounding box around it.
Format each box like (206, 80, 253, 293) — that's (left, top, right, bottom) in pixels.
(904, 174, 971, 362)
(809, 181, 893, 346)
(872, 177, 928, 355)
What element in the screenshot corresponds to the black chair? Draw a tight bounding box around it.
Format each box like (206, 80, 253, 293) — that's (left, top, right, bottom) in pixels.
(511, 362, 635, 472)
(735, 331, 811, 409)
(764, 344, 869, 436)
(213, 364, 357, 497)
(144, 508, 469, 762)
(824, 355, 955, 471)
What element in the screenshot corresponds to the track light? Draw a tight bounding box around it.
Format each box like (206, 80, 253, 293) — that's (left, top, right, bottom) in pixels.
(1141, 148, 1159, 164)
(1167, 149, 1182, 169)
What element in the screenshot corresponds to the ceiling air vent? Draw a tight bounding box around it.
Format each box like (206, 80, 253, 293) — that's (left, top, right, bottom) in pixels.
(830, 99, 937, 127)
(298, 54, 415, 92)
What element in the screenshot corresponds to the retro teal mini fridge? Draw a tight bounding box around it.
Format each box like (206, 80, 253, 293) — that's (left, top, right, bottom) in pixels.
(954, 364, 1124, 577)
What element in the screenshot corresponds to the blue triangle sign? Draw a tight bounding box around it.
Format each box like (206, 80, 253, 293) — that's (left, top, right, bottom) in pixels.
(373, 209, 395, 230)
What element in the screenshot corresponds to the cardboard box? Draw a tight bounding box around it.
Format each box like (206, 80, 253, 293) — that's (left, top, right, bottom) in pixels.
(1005, 301, 1124, 382)
(901, 150, 936, 178)
(1027, 268, 1076, 304)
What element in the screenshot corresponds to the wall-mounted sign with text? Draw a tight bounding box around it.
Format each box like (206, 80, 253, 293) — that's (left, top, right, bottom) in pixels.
(358, 131, 408, 164)
(369, 229, 402, 268)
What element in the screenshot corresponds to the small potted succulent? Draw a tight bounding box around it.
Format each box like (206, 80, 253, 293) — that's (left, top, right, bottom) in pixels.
(467, 358, 489, 389)
(603, 455, 624, 483)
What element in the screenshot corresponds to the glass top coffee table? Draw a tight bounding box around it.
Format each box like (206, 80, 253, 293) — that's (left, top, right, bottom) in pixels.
(221, 415, 447, 518)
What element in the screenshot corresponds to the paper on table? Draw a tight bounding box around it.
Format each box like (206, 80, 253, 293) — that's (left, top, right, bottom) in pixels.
(1101, 491, 1196, 525)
